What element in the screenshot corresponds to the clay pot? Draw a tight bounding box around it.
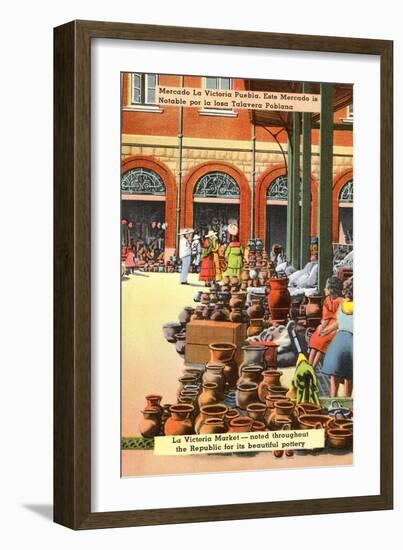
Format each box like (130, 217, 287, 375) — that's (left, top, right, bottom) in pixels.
(266, 399, 294, 431)
(258, 371, 283, 402)
(305, 295, 322, 321)
(139, 409, 161, 438)
(174, 333, 186, 355)
(210, 303, 229, 322)
(191, 305, 204, 321)
(236, 382, 260, 409)
(230, 276, 240, 287)
(208, 342, 236, 365)
(198, 382, 221, 408)
(295, 403, 323, 417)
(247, 318, 264, 338)
(229, 307, 243, 323)
(241, 269, 250, 283)
(267, 384, 288, 398)
(222, 275, 231, 287)
(195, 404, 228, 434)
(326, 428, 353, 449)
(261, 341, 279, 370)
(238, 364, 264, 386)
(241, 345, 266, 370)
(183, 368, 203, 383)
(144, 394, 163, 414)
(178, 306, 194, 325)
(298, 414, 330, 430)
(251, 421, 266, 432)
(274, 399, 295, 417)
(246, 402, 267, 426)
(202, 304, 212, 320)
(267, 277, 291, 324)
(200, 291, 210, 304)
(228, 416, 254, 433)
(178, 394, 199, 417)
(199, 418, 227, 434)
(224, 408, 240, 427)
(202, 365, 226, 396)
(327, 418, 354, 431)
(247, 295, 265, 319)
(177, 376, 198, 396)
(229, 291, 244, 309)
(164, 404, 194, 436)
(217, 291, 231, 304)
(162, 322, 182, 343)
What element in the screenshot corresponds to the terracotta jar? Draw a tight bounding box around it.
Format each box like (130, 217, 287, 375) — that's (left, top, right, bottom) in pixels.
(139, 409, 161, 438)
(261, 341, 279, 370)
(229, 307, 243, 322)
(305, 295, 322, 321)
(295, 403, 323, 417)
(202, 365, 226, 397)
(229, 416, 254, 433)
(327, 417, 353, 431)
(208, 342, 236, 366)
(240, 345, 266, 371)
(246, 402, 267, 426)
(241, 268, 250, 283)
(177, 376, 199, 397)
(229, 291, 244, 309)
(144, 394, 163, 415)
(164, 404, 194, 436)
(222, 275, 231, 287)
(191, 305, 204, 321)
(224, 408, 240, 428)
(238, 364, 263, 386)
(183, 368, 203, 383)
(267, 399, 295, 431)
(326, 428, 353, 449)
(258, 371, 283, 402)
(247, 295, 265, 319)
(210, 302, 229, 322)
(178, 306, 194, 325)
(195, 404, 228, 434)
(297, 414, 330, 430)
(178, 394, 199, 417)
(200, 291, 210, 304)
(267, 277, 291, 324)
(236, 382, 260, 409)
(198, 382, 221, 408)
(199, 418, 227, 435)
(267, 384, 288, 398)
(251, 420, 266, 432)
(247, 318, 264, 338)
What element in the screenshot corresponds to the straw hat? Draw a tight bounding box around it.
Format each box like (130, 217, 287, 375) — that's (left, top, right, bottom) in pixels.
(178, 228, 194, 236)
(206, 230, 218, 239)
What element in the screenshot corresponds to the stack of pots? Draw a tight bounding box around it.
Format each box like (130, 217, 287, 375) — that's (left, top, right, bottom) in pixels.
(267, 276, 291, 325)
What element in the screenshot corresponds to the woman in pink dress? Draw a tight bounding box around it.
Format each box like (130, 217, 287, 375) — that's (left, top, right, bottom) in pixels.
(125, 247, 136, 274)
(309, 276, 343, 368)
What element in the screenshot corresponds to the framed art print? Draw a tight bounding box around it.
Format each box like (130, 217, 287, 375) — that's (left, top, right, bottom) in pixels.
(54, 20, 393, 529)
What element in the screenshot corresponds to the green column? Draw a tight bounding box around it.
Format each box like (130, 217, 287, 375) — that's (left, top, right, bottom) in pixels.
(318, 83, 334, 292)
(290, 112, 301, 268)
(300, 83, 312, 267)
(286, 132, 293, 260)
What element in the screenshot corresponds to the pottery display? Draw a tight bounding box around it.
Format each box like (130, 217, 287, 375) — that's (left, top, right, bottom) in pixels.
(236, 382, 260, 409)
(195, 404, 228, 434)
(199, 418, 227, 434)
(228, 416, 254, 433)
(162, 322, 182, 343)
(198, 382, 221, 408)
(267, 277, 291, 324)
(164, 404, 195, 435)
(258, 370, 283, 402)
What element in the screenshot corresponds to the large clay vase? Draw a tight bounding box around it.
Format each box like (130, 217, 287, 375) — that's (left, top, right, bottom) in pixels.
(199, 418, 227, 435)
(258, 370, 283, 402)
(236, 382, 260, 409)
(139, 409, 161, 438)
(238, 364, 263, 386)
(198, 382, 221, 408)
(208, 343, 236, 366)
(195, 404, 228, 434)
(267, 277, 291, 325)
(228, 416, 254, 433)
(164, 404, 194, 436)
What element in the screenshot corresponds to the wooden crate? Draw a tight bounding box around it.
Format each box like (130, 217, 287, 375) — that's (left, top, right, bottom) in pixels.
(185, 320, 246, 365)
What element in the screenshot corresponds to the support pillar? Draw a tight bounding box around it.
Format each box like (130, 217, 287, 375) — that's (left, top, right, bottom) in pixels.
(175, 75, 184, 252)
(290, 112, 301, 268)
(318, 83, 334, 292)
(286, 132, 293, 260)
(301, 83, 312, 267)
(250, 123, 256, 239)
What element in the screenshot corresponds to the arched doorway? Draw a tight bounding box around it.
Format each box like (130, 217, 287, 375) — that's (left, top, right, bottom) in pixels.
(193, 171, 240, 243)
(266, 175, 289, 251)
(121, 167, 166, 252)
(338, 179, 353, 244)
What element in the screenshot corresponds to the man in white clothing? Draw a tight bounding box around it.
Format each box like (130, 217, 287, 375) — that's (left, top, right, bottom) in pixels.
(178, 228, 194, 284)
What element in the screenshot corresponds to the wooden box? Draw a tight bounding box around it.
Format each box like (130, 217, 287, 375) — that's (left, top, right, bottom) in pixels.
(185, 320, 246, 365)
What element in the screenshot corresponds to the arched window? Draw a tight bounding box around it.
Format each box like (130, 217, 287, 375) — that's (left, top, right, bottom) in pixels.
(266, 175, 289, 200)
(121, 168, 165, 195)
(339, 179, 353, 203)
(194, 172, 240, 199)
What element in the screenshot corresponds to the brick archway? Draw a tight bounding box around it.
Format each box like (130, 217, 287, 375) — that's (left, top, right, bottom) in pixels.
(121, 156, 177, 248)
(332, 169, 353, 242)
(181, 162, 251, 245)
(254, 165, 319, 243)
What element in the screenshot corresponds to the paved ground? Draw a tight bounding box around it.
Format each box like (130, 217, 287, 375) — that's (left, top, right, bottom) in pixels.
(121, 271, 352, 477)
